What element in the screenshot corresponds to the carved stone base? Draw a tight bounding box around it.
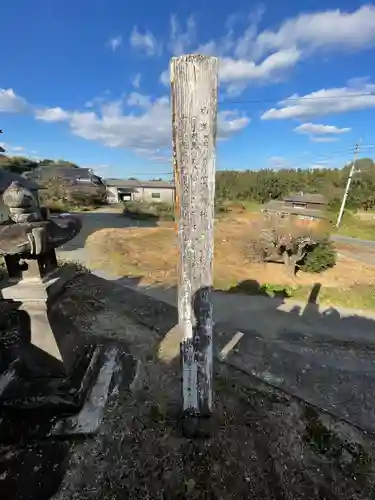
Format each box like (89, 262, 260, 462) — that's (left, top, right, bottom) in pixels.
(0, 266, 81, 377)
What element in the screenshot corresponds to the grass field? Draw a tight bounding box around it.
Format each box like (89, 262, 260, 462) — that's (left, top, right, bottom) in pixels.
(336, 218, 375, 241)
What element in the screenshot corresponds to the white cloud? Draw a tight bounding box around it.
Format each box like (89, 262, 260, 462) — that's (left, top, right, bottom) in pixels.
(33, 93, 250, 160)
(11, 146, 24, 152)
(126, 92, 152, 108)
(218, 110, 250, 139)
(309, 162, 332, 169)
(168, 14, 196, 55)
(130, 26, 160, 56)
(294, 123, 351, 135)
(194, 6, 375, 94)
(254, 5, 375, 59)
(157, 6, 375, 95)
(84, 164, 111, 176)
(309, 136, 339, 143)
(107, 36, 122, 51)
(267, 156, 294, 170)
(261, 80, 375, 120)
(85, 90, 111, 109)
(219, 47, 301, 88)
(35, 106, 70, 122)
(233, 5, 266, 59)
(0, 88, 28, 113)
(132, 73, 141, 88)
(160, 69, 169, 86)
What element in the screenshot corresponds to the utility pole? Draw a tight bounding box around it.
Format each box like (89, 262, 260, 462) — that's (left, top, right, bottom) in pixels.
(335, 140, 362, 228)
(171, 54, 218, 437)
(0, 129, 4, 153)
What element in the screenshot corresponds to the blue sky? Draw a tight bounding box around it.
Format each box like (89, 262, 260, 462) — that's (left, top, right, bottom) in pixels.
(1, 0, 375, 179)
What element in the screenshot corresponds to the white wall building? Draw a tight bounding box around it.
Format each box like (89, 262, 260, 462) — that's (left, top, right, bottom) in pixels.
(105, 179, 175, 204)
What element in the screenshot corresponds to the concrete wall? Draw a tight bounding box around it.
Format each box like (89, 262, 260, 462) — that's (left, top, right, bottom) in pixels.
(106, 186, 120, 204)
(106, 186, 174, 204)
(133, 187, 174, 204)
(284, 200, 326, 211)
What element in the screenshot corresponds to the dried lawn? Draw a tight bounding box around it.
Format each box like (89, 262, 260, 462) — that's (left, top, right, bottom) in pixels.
(86, 217, 375, 291)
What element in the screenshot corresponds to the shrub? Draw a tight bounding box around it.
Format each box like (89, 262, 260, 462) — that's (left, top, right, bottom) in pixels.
(246, 214, 324, 263)
(123, 201, 174, 221)
(214, 198, 230, 217)
(40, 178, 105, 212)
(214, 199, 247, 218)
(246, 214, 336, 274)
(300, 237, 337, 273)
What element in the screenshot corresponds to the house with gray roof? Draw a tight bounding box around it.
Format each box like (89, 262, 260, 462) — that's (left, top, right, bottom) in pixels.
(0, 170, 40, 224)
(105, 178, 175, 204)
(261, 192, 328, 221)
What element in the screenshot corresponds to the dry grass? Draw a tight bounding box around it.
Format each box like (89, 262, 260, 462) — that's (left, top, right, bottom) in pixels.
(86, 217, 375, 292)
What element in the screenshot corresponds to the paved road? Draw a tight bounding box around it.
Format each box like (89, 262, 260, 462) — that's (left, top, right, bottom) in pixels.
(332, 234, 375, 249)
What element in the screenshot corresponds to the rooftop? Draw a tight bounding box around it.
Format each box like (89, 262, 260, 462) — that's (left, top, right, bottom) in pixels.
(284, 192, 327, 204)
(261, 198, 327, 219)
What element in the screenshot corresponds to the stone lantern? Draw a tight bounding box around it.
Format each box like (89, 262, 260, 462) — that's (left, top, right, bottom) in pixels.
(0, 181, 121, 441)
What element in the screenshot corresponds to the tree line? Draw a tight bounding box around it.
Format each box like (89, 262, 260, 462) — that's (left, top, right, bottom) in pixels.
(216, 158, 375, 210)
(0, 154, 78, 175)
(2, 153, 375, 210)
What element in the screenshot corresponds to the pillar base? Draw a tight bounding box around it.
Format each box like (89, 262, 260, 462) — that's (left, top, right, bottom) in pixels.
(0, 266, 83, 377)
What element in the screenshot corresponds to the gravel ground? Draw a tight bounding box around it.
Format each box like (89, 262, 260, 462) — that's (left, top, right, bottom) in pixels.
(1, 271, 375, 500)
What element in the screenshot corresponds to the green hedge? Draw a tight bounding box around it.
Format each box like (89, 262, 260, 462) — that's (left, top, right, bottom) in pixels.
(300, 238, 337, 273)
(123, 201, 175, 221)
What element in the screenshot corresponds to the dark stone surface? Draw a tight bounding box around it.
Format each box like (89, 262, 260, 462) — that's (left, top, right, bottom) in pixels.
(105, 279, 375, 435)
(0, 342, 135, 443)
(0, 339, 137, 500)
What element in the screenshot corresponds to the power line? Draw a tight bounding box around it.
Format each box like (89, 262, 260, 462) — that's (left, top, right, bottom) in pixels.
(114, 146, 373, 177)
(219, 92, 375, 106)
(119, 145, 373, 174)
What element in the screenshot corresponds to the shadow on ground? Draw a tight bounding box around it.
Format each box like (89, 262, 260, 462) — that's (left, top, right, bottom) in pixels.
(0, 442, 70, 500)
(2, 268, 375, 499)
(115, 275, 375, 434)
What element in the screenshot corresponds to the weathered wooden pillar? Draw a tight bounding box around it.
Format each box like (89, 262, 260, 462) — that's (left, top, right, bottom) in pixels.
(170, 54, 218, 434)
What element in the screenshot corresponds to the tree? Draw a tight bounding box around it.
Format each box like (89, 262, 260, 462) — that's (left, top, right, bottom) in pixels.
(0, 155, 38, 174)
(39, 159, 78, 168)
(215, 157, 375, 210)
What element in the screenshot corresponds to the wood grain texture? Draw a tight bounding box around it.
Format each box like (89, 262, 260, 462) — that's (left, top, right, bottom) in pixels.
(171, 54, 218, 416)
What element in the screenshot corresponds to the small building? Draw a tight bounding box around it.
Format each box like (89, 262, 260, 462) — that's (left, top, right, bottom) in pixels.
(105, 179, 175, 204)
(261, 192, 328, 221)
(0, 170, 40, 224)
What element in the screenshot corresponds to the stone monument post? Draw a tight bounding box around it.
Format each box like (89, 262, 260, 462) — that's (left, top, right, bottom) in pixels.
(170, 54, 218, 435)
